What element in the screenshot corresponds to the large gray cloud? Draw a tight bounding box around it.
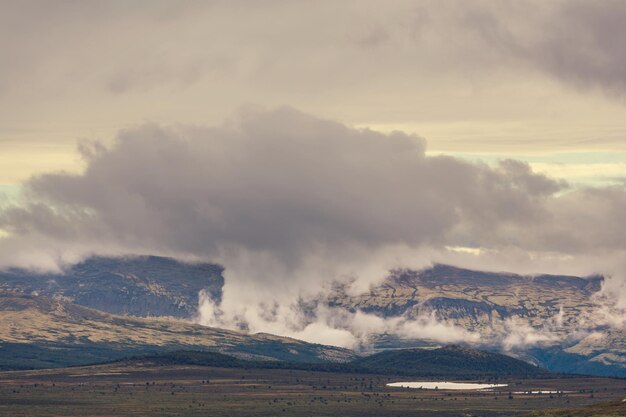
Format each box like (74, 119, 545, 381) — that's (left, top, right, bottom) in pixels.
(3, 106, 626, 269)
(0, 107, 570, 262)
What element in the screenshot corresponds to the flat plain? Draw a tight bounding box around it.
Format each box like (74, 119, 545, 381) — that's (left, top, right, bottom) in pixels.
(1, 364, 625, 417)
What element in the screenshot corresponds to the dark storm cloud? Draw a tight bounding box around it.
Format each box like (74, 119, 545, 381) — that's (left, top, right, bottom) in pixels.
(533, 0, 626, 96)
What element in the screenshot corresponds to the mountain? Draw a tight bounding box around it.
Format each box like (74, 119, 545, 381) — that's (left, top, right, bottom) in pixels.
(327, 264, 625, 376)
(2, 257, 624, 377)
(351, 345, 548, 378)
(0, 255, 223, 318)
(0, 292, 355, 370)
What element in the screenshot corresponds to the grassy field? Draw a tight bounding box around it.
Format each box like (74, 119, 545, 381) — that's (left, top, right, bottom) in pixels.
(0, 364, 625, 417)
(524, 398, 626, 417)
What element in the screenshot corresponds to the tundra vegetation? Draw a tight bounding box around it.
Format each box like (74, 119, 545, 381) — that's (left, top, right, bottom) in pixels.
(1, 363, 624, 417)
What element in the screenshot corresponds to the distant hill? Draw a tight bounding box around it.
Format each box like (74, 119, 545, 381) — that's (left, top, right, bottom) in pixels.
(327, 264, 626, 376)
(351, 345, 549, 378)
(0, 255, 224, 318)
(0, 292, 355, 370)
(114, 345, 550, 379)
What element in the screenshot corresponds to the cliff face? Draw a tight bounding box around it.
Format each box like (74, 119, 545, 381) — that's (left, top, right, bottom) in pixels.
(326, 264, 625, 376)
(329, 264, 602, 333)
(2, 258, 624, 376)
(0, 255, 224, 319)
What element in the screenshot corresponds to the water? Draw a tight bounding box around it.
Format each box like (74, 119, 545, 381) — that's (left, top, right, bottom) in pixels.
(386, 382, 508, 390)
(513, 390, 573, 395)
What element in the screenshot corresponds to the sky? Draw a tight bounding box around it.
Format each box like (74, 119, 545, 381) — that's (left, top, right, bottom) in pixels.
(1, 0, 625, 189)
(1, 0, 626, 347)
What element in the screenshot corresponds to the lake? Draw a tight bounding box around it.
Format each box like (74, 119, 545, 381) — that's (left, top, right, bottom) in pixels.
(386, 382, 508, 390)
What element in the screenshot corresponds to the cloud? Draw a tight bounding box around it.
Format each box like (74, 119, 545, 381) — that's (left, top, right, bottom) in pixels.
(0, 112, 611, 246)
(401, 0, 626, 97)
(196, 290, 478, 349)
(500, 318, 562, 351)
(0, 107, 571, 265)
(529, 0, 626, 97)
(4, 1, 626, 98)
(2, 0, 626, 171)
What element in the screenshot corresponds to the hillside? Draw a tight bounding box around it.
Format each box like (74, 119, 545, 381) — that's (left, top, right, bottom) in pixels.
(2, 258, 624, 377)
(114, 345, 550, 379)
(0, 255, 223, 318)
(351, 345, 549, 378)
(0, 285, 548, 380)
(1, 362, 619, 417)
(328, 264, 602, 333)
(0, 292, 355, 370)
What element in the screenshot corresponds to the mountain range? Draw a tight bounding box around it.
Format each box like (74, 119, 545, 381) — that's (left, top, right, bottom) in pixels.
(1, 255, 623, 377)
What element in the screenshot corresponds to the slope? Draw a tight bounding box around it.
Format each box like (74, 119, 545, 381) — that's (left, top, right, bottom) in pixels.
(0, 292, 355, 370)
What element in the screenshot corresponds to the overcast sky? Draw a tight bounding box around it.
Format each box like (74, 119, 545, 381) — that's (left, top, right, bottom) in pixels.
(1, 0, 626, 346)
(1, 0, 625, 188)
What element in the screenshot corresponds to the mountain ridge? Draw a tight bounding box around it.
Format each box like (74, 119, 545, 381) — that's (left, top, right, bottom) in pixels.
(0, 255, 223, 318)
(0, 291, 355, 370)
(103, 344, 551, 379)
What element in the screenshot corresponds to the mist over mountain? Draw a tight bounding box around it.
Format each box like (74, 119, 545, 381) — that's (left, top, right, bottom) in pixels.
(325, 264, 624, 376)
(2, 255, 624, 377)
(350, 345, 548, 378)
